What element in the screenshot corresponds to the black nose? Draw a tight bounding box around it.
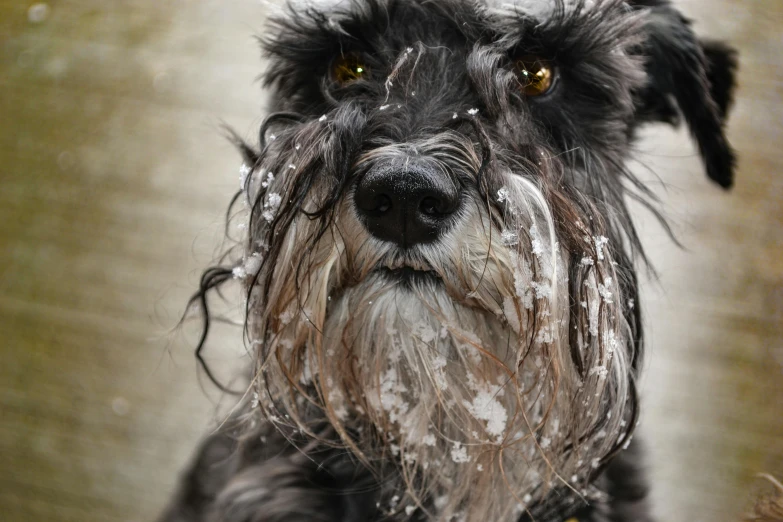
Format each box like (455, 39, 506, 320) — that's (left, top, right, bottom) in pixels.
(354, 164, 460, 247)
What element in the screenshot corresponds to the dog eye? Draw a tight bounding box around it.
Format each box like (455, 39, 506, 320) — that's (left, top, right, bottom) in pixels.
(331, 53, 368, 85)
(514, 56, 555, 97)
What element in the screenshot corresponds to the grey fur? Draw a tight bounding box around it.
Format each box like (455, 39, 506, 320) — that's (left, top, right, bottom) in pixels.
(161, 1, 737, 520)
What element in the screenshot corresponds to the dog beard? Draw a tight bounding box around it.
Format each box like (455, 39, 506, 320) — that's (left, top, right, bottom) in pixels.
(238, 147, 634, 521)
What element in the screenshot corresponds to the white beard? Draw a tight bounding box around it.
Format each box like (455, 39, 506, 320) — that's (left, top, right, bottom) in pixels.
(241, 163, 634, 521)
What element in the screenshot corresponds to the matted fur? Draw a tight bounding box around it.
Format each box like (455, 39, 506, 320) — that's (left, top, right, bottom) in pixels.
(161, 0, 738, 521)
(247, 142, 635, 520)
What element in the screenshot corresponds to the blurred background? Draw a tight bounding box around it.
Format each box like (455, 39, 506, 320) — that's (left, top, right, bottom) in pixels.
(1, 1, 781, 521)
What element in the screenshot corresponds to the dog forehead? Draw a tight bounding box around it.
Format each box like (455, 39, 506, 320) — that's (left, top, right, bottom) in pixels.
(273, 0, 600, 23)
(483, 0, 580, 19)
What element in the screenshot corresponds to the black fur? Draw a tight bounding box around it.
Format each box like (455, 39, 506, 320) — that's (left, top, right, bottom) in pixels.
(161, 1, 738, 521)
(630, 0, 737, 187)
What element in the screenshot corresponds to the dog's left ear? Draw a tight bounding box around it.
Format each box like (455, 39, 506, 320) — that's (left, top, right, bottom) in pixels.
(633, 3, 739, 189)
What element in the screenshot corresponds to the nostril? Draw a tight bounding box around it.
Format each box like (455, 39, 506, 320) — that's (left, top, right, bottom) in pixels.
(420, 196, 443, 216)
(356, 191, 393, 214)
(375, 194, 392, 213)
(419, 187, 459, 218)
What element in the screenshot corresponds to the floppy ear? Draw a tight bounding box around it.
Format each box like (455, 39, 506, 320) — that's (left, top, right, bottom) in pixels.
(633, 3, 739, 189)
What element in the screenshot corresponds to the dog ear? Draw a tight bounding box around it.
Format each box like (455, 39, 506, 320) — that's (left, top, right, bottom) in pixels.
(701, 40, 739, 121)
(633, 4, 739, 189)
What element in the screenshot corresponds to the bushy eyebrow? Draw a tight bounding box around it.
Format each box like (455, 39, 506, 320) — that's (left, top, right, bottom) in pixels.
(260, 0, 487, 88)
(260, 0, 643, 99)
(260, 4, 390, 92)
(492, 1, 644, 62)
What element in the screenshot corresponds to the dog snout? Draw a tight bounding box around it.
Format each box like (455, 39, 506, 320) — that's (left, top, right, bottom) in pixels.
(354, 164, 460, 248)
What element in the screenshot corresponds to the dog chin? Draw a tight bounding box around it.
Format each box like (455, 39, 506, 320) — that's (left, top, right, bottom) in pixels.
(325, 266, 506, 349)
(376, 265, 443, 286)
(316, 268, 559, 520)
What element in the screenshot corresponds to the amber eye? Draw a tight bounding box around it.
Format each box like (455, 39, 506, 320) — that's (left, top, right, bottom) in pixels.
(514, 56, 555, 96)
(331, 53, 368, 85)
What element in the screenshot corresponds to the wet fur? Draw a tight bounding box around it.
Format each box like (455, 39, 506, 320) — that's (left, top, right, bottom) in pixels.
(160, 0, 737, 521)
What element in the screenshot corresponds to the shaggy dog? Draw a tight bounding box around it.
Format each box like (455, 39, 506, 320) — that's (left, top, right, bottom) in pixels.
(160, 1, 738, 520)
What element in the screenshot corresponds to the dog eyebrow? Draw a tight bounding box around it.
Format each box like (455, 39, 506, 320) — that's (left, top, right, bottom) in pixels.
(487, 1, 643, 60)
(263, 0, 484, 62)
(261, 2, 473, 96)
(261, 7, 386, 76)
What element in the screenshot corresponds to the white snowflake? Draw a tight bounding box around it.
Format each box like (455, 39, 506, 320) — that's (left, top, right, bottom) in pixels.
(239, 163, 252, 188)
(247, 252, 263, 271)
(597, 277, 614, 303)
(450, 442, 470, 463)
(267, 193, 282, 208)
(503, 297, 520, 333)
(431, 355, 448, 390)
(604, 329, 618, 355)
(327, 389, 348, 420)
(588, 298, 599, 336)
(535, 325, 555, 344)
(262, 192, 282, 222)
(501, 229, 518, 246)
(413, 321, 436, 343)
(463, 382, 507, 442)
(530, 225, 545, 258)
(376, 367, 410, 425)
(594, 236, 609, 260)
(531, 280, 552, 300)
(512, 254, 535, 310)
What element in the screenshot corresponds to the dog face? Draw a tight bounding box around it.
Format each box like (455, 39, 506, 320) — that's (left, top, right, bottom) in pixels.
(212, 0, 736, 519)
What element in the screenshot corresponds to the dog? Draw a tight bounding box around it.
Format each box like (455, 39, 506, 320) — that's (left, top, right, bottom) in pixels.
(159, 1, 738, 520)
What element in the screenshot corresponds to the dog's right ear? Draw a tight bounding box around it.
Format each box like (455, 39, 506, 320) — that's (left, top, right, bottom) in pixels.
(632, 2, 739, 189)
